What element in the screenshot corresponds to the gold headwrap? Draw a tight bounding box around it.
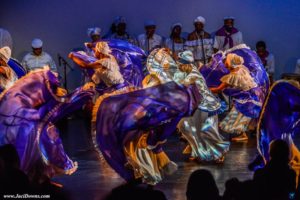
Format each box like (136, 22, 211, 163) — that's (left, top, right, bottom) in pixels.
(95, 42, 111, 56)
(226, 53, 244, 68)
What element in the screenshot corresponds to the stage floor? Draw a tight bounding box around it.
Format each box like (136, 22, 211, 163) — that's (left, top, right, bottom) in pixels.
(53, 114, 257, 200)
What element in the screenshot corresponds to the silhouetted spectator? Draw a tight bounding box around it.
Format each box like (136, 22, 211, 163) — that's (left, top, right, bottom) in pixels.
(223, 178, 258, 200)
(104, 183, 167, 200)
(0, 144, 30, 194)
(253, 139, 297, 200)
(186, 169, 221, 200)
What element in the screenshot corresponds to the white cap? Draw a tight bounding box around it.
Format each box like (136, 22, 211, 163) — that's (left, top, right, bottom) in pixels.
(31, 38, 43, 48)
(194, 16, 206, 24)
(0, 46, 11, 63)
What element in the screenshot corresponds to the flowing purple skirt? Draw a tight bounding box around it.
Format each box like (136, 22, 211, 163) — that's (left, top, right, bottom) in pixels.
(0, 70, 94, 177)
(93, 81, 201, 180)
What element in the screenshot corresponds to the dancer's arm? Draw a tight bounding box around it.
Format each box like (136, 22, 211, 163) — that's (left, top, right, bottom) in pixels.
(210, 82, 228, 93)
(68, 52, 88, 67)
(69, 52, 105, 70)
(85, 62, 106, 70)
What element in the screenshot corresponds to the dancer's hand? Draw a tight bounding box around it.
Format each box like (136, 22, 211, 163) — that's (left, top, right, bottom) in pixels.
(56, 87, 68, 97)
(85, 43, 93, 49)
(0, 66, 8, 78)
(83, 82, 95, 90)
(68, 52, 73, 59)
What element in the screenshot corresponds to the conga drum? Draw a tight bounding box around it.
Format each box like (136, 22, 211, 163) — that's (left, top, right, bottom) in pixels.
(7, 58, 27, 78)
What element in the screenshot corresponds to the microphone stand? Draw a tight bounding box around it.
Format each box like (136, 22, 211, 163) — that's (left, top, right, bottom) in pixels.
(57, 54, 74, 91)
(200, 32, 206, 65)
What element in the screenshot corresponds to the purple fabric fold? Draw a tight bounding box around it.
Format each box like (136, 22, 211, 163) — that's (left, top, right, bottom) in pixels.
(257, 81, 300, 162)
(201, 47, 269, 118)
(7, 58, 27, 78)
(94, 81, 201, 180)
(0, 70, 94, 177)
(71, 39, 146, 88)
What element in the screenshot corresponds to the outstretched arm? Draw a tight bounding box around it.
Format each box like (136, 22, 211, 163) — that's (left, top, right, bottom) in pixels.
(68, 52, 88, 67)
(69, 52, 104, 70)
(86, 62, 106, 70)
(210, 82, 228, 93)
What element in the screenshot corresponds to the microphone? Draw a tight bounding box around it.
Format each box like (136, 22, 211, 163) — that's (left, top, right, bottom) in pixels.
(200, 31, 205, 38)
(58, 54, 61, 66)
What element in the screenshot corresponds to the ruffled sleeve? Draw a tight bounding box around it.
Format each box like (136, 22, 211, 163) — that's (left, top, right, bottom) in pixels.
(220, 66, 257, 91)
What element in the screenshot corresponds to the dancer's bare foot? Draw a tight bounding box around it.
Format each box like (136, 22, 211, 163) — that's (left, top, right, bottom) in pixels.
(215, 155, 225, 164)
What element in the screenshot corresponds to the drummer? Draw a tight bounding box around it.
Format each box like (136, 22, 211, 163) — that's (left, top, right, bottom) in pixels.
(22, 38, 57, 72)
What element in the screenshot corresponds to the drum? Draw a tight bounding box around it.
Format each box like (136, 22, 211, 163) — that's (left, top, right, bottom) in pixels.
(281, 73, 300, 83)
(7, 58, 27, 78)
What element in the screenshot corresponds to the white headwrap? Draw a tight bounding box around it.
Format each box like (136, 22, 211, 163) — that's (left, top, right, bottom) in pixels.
(0, 46, 11, 63)
(31, 38, 43, 48)
(177, 50, 194, 64)
(87, 27, 101, 37)
(194, 16, 206, 24)
(171, 22, 182, 30)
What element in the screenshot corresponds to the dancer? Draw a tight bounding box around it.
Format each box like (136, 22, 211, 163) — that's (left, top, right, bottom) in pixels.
(174, 51, 230, 163)
(69, 40, 146, 91)
(202, 44, 269, 141)
(145, 48, 229, 162)
(92, 48, 202, 185)
(210, 53, 259, 140)
(0, 46, 17, 93)
(0, 69, 94, 180)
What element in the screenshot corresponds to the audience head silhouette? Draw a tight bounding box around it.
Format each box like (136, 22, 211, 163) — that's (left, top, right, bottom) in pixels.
(269, 139, 290, 164)
(0, 144, 20, 169)
(186, 169, 220, 200)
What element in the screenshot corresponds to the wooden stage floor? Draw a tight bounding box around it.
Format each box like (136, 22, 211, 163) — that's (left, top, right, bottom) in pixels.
(53, 115, 258, 200)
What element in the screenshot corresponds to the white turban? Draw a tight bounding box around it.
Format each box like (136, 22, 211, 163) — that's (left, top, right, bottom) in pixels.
(194, 16, 206, 24)
(32, 38, 43, 48)
(0, 46, 11, 63)
(95, 41, 111, 56)
(87, 27, 101, 37)
(171, 22, 182, 30)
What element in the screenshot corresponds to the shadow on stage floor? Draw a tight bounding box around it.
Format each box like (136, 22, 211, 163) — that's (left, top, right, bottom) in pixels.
(53, 113, 258, 200)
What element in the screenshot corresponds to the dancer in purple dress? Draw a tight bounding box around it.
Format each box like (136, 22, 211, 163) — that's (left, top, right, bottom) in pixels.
(0, 69, 94, 180)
